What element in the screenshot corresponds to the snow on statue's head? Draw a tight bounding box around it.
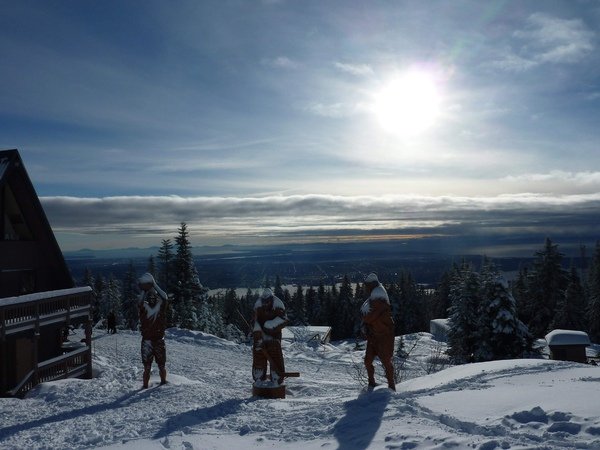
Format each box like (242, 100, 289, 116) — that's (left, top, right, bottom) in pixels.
(138, 273, 155, 290)
(365, 273, 379, 285)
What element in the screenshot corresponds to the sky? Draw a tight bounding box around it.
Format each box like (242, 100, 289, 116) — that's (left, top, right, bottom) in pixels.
(2, 328, 600, 449)
(1, 0, 600, 252)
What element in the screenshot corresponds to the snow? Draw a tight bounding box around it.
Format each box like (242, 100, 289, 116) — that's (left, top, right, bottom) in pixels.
(0, 286, 92, 306)
(3, 329, 600, 449)
(545, 329, 591, 346)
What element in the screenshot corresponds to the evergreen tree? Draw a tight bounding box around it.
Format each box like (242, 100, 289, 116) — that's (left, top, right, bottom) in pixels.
(157, 239, 174, 294)
(147, 254, 156, 276)
(93, 275, 106, 325)
(475, 263, 532, 361)
(173, 222, 203, 329)
(122, 261, 139, 330)
(274, 275, 284, 299)
(290, 284, 307, 325)
(196, 299, 223, 336)
(100, 274, 122, 328)
(305, 285, 318, 324)
(447, 264, 481, 364)
(432, 269, 452, 319)
(513, 267, 530, 325)
(552, 267, 587, 331)
(81, 268, 99, 323)
(524, 238, 568, 337)
(337, 275, 356, 338)
(223, 288, 240, 328)
(587, 242, 600, 341)
(315, 281, 327, 325)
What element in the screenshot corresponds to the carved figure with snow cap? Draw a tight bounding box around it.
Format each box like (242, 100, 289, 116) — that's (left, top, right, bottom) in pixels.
(138, 272, 169, 389)
(252, 288, 289, 385)
(360, 272, 396, 391)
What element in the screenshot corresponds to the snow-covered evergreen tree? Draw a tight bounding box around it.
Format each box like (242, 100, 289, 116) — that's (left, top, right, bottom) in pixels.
(447, 263, 481, 364)
(173, 222, 203, 329)
(475, 263, 532, 361)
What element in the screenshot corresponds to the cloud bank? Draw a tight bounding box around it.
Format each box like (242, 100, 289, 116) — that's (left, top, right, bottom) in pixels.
(42, 193, 600, 249)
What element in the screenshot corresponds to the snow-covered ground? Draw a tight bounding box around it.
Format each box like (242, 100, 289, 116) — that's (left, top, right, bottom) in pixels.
(2, 330, 600, 450)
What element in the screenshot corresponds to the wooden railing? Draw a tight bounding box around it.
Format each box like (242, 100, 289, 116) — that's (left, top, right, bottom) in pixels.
(1, 287, 93, 397)
(8, 347, 90, 398)
(1, 287, 93, 336)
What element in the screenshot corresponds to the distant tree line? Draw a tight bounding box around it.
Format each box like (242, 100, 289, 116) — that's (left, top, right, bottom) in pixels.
(79, 228, 600, 363)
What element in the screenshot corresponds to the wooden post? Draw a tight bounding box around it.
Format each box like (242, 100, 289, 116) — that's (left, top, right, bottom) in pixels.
(85, 318, 93, 379)
(1, 308, 6, 395)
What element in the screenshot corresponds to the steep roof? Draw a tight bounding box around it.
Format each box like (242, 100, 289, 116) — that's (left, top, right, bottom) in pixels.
(0, 149, 73, 297)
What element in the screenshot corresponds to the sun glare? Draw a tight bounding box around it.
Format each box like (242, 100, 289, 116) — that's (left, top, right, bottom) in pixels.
(372, 70, 441, 136)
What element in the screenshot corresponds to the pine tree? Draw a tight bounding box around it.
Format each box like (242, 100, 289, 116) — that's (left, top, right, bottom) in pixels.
(173, 222, 203, 329)
(101, 274, 122, 328)
(432, 269, 452, 319)
(290, 284, 307, 325)
(587, 242, 600, 341)
(447, 263, 481, 364)
(315, 281, 327, 325)
(552, 267, 587, 331)
(274, 275, 284, 299)
(147, 254, 156, 276)
(93, 275, 106, 325)
(81, 268, 99, 323)
(337, 275, 356, 338)
(475, 263, 532, 361)
(157, 239, 174, 294)
(122, 261, 139, 330)
(305, 285, 318, 324)
(525, 238, 568, 337)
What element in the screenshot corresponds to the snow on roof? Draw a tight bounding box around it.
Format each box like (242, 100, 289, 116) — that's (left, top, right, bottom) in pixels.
(0, 286, 93, 307)
(430, 318, 450, 329)
(545, 329, 591, 346)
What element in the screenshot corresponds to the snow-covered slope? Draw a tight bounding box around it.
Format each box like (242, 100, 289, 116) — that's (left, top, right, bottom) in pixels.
(2, 330, 600, 450)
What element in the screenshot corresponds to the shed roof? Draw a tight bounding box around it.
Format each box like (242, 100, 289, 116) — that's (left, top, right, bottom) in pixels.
(545, 329, 591, 346)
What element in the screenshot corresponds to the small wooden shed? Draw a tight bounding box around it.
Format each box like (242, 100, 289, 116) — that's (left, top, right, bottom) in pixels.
(430, 318, 450, 343)
(545, 329, 590, 364)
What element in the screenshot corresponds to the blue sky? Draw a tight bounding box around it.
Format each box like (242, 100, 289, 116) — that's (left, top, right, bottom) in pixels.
(1, 0, 599, 253)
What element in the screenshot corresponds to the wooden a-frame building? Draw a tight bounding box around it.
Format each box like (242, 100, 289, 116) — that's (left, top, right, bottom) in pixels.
(0, 149, 93, 397)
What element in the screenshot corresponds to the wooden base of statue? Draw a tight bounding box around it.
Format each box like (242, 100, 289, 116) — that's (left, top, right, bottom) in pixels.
(252, 372, 300, 399)
(252, 383, 286, 399)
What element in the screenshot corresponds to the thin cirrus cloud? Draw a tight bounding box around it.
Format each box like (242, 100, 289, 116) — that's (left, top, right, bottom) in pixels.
(490, 12, 595, 71)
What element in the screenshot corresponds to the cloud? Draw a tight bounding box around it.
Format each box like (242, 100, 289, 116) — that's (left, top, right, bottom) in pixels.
(303, 102, 361, 118)
(502, 171, 600, 186)
(333, 62, 374, 77)
(491, 13, 594, 71)
(42, 193, 600, 248)
(261, 56, 300, 69)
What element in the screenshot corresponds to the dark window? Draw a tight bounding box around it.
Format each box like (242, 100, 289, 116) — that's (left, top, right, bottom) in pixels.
(2, 184, 33, 241)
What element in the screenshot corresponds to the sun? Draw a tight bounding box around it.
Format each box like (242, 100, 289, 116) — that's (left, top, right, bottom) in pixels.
(372, 70, 441, 136)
